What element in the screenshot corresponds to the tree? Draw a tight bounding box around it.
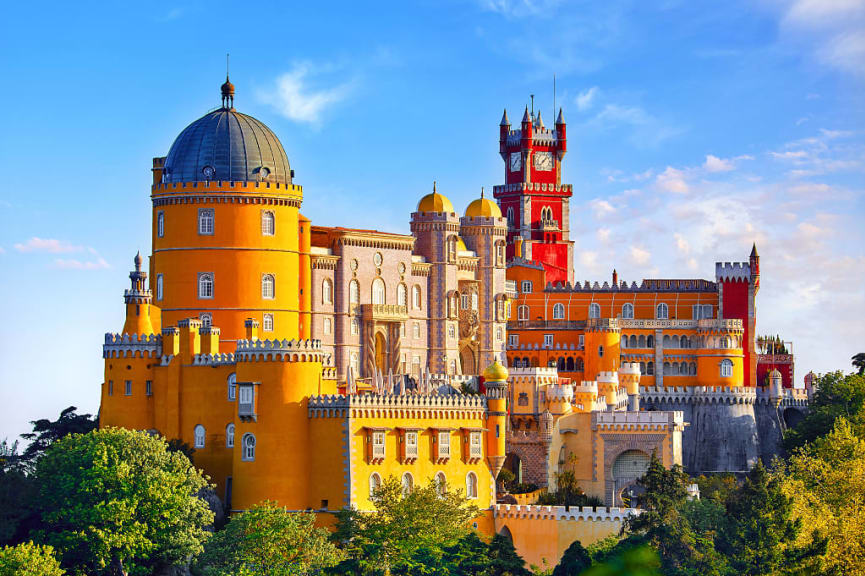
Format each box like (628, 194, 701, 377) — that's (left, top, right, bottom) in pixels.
(34, 427, 213, 576)
(0, 441, 37, 546)
(781, 418, 865, 575)
(196, 501, 342, 575)
(19, 407, 97, 473)
(486, 533, 531, 576)
(853, 353, 865, 376)
(718, 460, 818, 576)
(0, 542, 64, 576)
(331, 476, 479, 575)
(552, 540, 591, 576)
(582, 546, 660, 576)
(784, 371, 865, 451)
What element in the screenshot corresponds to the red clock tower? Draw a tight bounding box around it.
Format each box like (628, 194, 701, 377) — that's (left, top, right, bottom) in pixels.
(494, 105, 574, 285)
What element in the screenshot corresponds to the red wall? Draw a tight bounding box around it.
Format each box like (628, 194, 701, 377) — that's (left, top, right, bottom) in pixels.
(721, 280, 753, 386)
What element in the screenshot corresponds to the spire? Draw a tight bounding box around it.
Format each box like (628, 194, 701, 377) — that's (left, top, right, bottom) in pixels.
(750, 242, 758, 258)
(556, 107, 564, 125)
(433, 180, 437, 194)
(221, 55, 235, 109)
(521, 105, 530, 124)
(134, 251, 142, 272)
(500, 109, 510, 126)
(481, 186, 485, 199)
(536, 109, 544, 128)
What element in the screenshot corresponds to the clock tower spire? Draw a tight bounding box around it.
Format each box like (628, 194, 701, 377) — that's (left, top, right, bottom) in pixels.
(493, 101, 573, 285)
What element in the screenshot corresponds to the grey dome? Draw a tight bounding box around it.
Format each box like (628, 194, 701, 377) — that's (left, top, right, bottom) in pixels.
(162, 108, 292, 185)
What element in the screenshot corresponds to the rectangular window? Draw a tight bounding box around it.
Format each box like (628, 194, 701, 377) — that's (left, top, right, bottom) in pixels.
(703, 305, 712, 319)
(438, 431, 450, 458)
(461, 294, 469, 310)
(263, 313, 274, 332)
(413, 322, 420, 339)
(400, 323, 405, 337)
(406, 431, 418, 458)
(496, 327, 503, 341)
(108, 380, 113, 396)
(508, 334, 519, 347)
(579, 334, 585, 349)
(351, 318, 360, 335)
(372, 431, 386, 459)
(238, 384, 254, 417)
(544, 334, 554, 348)
(198, 208, 214, 235)
(145, 380, 152, 396)
(470, 432, 482, 458)
(156, 274, 163, 300)
(521, 280, 533, 294)
(124, 380, 132, 396)
(323, 318, 332, 335)
(448, 325, 455, 339)
(157, 211, 164, 238)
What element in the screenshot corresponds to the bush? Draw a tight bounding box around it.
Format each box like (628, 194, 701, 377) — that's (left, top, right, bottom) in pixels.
(0, 542, 64, 576)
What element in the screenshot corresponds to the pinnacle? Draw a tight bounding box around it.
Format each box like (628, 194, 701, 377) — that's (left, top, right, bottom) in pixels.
(556, 107, 564, 124)
(522, 105, 530, 123)
(500, 108, 510, 126)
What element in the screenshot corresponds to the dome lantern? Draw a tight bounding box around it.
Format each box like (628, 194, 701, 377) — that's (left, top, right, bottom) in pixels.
(221, 75, 235, 109)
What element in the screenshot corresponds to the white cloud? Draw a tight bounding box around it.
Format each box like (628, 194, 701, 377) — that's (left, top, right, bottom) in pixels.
(703, 154, 735, 172)
(592, 104, 683, 148)
(590, 198, 616, 218)
(655, 166, 689, 193)
(14, 237, 84, 254)
(576, 86, 599, 111)
(597, 228, 611, 243)
(673, 233, 690, 256)
(779, 0, 865, 76)
(478, 0, 562, 17)
(53, 258, 110, 271)
(261, 62, 353, 125)
(629, 245, 651, 266)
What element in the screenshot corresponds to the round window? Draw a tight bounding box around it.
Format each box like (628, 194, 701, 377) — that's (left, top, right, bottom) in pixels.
(398, 262, 406, 274)
(374, 252, 383, 266)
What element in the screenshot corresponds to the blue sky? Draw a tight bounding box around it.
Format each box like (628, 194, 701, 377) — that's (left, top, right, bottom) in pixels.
(1, 0, 863, 440)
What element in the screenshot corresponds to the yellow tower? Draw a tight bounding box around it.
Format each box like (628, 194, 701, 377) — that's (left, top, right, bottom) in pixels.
(150, 79, 305, 342)
(483, 361, 509, 479)
(122, 252, 155, 336)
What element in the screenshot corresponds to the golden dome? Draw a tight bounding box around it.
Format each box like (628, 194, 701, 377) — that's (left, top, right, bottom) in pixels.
(417, 181, 454, 214)
(465, 189, 502, 218)
(456, 237, 467, 252)
(483, 361, 509, 382)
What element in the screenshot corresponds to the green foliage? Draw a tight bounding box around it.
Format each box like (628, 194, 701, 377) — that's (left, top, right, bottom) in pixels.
(0, 441, 37, 546)
(485, 533, 531, 576)
(551, 540, 591, 576)
(166, 438, 196, 460)
(784, 371, 865, 451)
(34, 427, 213, 576)
(19, 407, 97, 473)
(497, 468, 516, 487)
(581, 546, 660, 576)
(853, 353, 865, 376)
(692, 473, 737, 502)
(0, 541, 65, 576)
(195, 501, 342, 576)
(331, 475, 479, 575)
(536, 472, 603, 508)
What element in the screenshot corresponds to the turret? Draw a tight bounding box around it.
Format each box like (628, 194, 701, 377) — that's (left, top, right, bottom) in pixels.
(619, 363, 641, 411)
(597, 371, 619, 412)
(122, 252, 155, 336)
(555, 107, 566, 152)
(768, 369, 783, 407)
(520, 106, 532, 146)
(483, 361, 509, 479)
(750, 243, 760, 280)
(499, 109, 510, 157)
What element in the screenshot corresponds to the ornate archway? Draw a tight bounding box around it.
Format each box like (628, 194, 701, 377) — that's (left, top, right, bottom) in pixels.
(459, 344, 477, 376)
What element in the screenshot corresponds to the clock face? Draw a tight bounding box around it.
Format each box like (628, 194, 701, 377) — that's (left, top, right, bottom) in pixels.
(509, 152, 522, 172)
(533, 152, 553, 171)
(202, 165, 215, 179)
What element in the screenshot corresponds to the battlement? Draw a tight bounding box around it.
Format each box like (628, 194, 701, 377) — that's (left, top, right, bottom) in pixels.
(509, 367, 558, 378)
(619, 363, 641, 375)
(592, 410, 684, 431)
(192, 353, 236, 366)
(715, 262, 751, 283)
(308, 392, 487, 418)
(641, 385, 757, 405)
(235, 338, 325, 362)
(493, 183, 573, 196)
(151, 180, 303, 194)
(573, 382, 599, 395)
(547, 384, 574, 402)
(619, 318, 743, 331)
(546, 279, 717, 293)
(459, 214, 507, 227)
(494, 504, 639, 522)
(755, 386, 810, 406)
(596, 371, 619, 384)
(103, 333, 161, 359)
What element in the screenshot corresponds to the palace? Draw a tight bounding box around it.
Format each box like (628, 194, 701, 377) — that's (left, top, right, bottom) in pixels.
(99, 79, 808, 566)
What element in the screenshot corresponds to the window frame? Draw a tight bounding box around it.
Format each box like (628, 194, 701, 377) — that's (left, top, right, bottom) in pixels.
(520, 280, 533, 294)
(198, 208, 214, 236)
(622, 303, 634, 319)
(194, 424, 206, 449)
(156, 274, 164, 300)
(226, 423, 235, 448)
(589, 302, 601, 319)
(656, 303, 669, 320)
(227, 373, 237, 401)
(261, 210, 275, 236)
(553, 303, 565, 320)
(124, 380, 132, 396)
(262, 313, 274, 332)
(198, 272, 214, 299)
(241, 433, 256, 461)
(157, 211, 165, 238)
(261, 274, 275, 300)
(466, 472, 478, 499)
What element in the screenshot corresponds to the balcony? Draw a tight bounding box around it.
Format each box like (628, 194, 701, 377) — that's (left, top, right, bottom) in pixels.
(539, 218, 559, 231)
(509, 320, 587, 330)
(505, 280, 518, 299)
(361, 304, 409, 322)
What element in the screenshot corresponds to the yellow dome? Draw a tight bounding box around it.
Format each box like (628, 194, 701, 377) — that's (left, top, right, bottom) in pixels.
(465, 197, 502, 218)
(417, 182, 454, 214)
(483, 361, 509, 382)
(456, 237, 467, 252)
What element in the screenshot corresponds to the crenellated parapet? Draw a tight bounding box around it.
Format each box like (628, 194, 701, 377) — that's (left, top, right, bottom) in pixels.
(641, 385, 757, 405)
(103, 333, 161, 359)
(192, 353, 236, 366)
(591, 410, 684, 432)
(308, 393, 487, 419)
(715, 262, 751, 283)
(494, 504, 639, 522)
(235, 338, 326, 363)
(755, 386, 810, 407)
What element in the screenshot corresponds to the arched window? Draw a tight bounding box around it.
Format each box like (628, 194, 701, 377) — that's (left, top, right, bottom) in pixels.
(199, 312, 212, 327)
(680, 362, 688, 375)
(681, 335, 689, 348)
(720, 359, 733, 378)
(369, 473, 382, 499)
(194, 425, 205, 449)
(671, 362, 679, 375)
(397, 283, 407, 307)
(413, 285, 422, 309)
(372, 278, 386, 305)
(447, 236, 457, 262)
(647, 335, 655, 347)
(226, 423, 235, 448)
(156, 274, 163, 300)
(401, 472, 414, 496)
(689, 362, 697, 375)
(638, 335, 646, 348)
(157, 211, 165, 238)
(466, 472, 478, 499)
(322, 279, 333, 304)
(575, 357, 584, 371)
(517, 305, 529, 321)
(261, 274, 275, 300)
(227, 373, 236, 401)
(589, 303, 601, 319)
(435, 472, 447, 496)
(630, 335, 638, 348)
(553, 303, 565, 319)
(349, 280, 360, 304)
(241, 433, 256, 461)
(656, 303, 669, 320)
(506, 207, 515, 226)
(198, 273, 214, 299)
(622, 303, 634, 319)
(261, 210, 275, 236)
(647, 361, 654, 375)
(640, 361, 646, 374)
(566, 357, 574, 371)
(198, 208, 214, 235)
